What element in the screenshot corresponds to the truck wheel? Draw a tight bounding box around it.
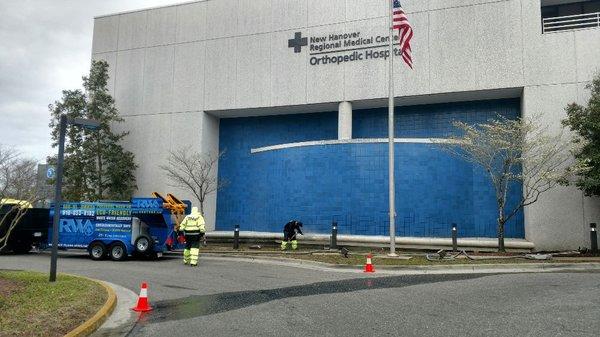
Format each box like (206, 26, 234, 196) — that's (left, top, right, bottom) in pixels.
(89, 242, 106, 261)
(134, 236, 153, 254)
(109, 242, 127, 261)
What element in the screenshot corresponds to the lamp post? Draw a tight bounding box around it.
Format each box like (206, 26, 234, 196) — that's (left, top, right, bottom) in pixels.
(49, 115, 101, 283)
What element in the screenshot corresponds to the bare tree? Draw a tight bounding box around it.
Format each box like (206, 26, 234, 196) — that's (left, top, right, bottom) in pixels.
(160, 147, 227, 215)
(0, 145, 41, 251)
(437, 116, 572, 252)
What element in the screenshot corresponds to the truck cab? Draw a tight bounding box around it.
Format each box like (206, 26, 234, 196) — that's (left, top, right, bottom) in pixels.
(0, 205, 48, 254)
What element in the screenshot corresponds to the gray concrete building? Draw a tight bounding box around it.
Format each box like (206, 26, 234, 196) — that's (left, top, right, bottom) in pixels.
(91, 0, 600, 250)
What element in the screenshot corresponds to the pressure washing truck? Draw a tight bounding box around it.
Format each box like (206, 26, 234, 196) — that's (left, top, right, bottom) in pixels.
(45, 193, 191, 261)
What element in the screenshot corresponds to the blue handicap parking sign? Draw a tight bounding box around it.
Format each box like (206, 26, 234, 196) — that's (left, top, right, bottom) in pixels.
(46, 167, 56, 179)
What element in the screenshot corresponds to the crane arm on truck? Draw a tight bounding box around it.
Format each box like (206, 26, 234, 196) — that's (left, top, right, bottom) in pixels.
(151, 192, 188, 229)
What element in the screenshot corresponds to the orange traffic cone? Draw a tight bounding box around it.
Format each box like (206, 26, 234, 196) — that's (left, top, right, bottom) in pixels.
(132, 282, 153, 312)
(364, 253, 375, 273)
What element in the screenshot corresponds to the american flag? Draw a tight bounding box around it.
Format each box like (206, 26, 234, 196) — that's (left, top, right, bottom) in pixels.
(392, 0, 413, 69)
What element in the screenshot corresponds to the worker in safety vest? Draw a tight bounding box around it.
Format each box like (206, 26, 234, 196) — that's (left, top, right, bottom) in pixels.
(177, 206, 206, 266)
(281, 220, 303, 250)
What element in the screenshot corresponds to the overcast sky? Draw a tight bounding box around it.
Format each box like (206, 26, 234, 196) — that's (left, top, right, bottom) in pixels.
(0, 0, 184, 162)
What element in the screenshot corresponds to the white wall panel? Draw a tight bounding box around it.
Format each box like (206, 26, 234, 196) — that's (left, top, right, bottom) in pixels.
(117, 11, 147, 50)
(235, 34, 271, 108)
(271, 0, 307, 31)
(135, 152, 170, 197)
(401, 0, 426, 12)
(428, 5, 477, 93)
(204, 38, 237, 110)
(345, 0, 386, 21)
(118, 114, 171, 198)
(405, 0, 508, 12)
(176, 1, 207, 43)
(92, 16, 119, 53)
(170, 111, 203, 152)
(142, 115, 171, 192)
(206, 0, 239, 39)
(520, 0, 542, 39)
(524, 33, 578, 86)
(143, 46, 175, 115)
(173, 42, 206, 113)
(472, 1, 524, 89)
(574, 29, 600, 83)
(146, 7, 177, 47)
(121, 114, 171, 156)
(114, 49, 145, 115)
(307, 0, 346, 27)
(238, 0, 272, 35)
(522, 84, 584, 250)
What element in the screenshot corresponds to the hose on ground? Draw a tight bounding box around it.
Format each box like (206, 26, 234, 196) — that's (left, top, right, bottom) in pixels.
(426, 249, 476, 261)
(426, 249, 554, 261)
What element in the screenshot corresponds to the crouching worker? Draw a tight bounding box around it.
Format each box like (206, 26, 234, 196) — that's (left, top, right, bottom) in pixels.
(178, 207, 206, 266)
(281, 220, 303, 251)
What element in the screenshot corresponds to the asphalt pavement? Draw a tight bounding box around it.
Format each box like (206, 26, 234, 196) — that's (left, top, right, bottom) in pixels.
(2, 251, 600, 337)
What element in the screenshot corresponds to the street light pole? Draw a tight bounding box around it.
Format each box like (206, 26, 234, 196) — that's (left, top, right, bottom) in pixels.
(49, 115, 67, 282)
(49, 115, 101, 283)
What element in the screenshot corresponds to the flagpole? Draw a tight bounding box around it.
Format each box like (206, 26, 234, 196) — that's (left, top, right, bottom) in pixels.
(387, 0, 397, 256)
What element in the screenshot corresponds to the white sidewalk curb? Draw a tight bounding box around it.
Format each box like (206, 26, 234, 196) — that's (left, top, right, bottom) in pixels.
(91, 282, 138, 337)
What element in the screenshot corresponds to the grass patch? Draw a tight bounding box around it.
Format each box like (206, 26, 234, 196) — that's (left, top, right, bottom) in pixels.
(0, 271, 107, 337)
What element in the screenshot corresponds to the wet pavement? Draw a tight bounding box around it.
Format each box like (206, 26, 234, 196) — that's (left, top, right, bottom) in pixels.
(2, 252, 600, 336)
(140, 274, 490, 324)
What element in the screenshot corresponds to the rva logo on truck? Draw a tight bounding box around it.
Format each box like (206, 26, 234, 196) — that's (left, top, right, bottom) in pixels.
(132, 198, 161, 209)
(59, 219, 94, 236)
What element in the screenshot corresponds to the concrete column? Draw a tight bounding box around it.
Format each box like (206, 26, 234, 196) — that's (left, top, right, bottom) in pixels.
(338, 101, 352, 140)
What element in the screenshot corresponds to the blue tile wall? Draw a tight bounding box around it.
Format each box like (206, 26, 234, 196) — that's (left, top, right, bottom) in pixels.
(354, 99, 521, 138)
(216, 99, 524, 238)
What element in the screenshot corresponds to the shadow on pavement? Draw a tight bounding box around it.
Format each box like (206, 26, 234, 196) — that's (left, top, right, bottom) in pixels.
(30, 250, 181, 262)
